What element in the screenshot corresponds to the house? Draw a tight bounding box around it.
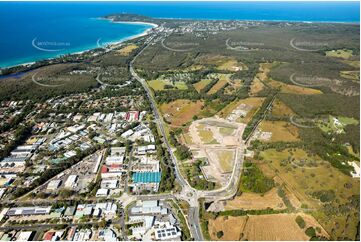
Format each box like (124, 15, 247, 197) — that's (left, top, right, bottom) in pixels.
(64, 206, 76, 217)
(98, 229, 118, 241)
(72, 229, 92, 241)
(121, 129, 134, 139)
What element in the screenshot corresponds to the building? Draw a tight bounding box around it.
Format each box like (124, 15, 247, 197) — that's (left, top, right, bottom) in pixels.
(43, 231, 64, 241)
(154, 221, 182, 240)
(137, 145, 156, 155)
(0, 156, 27, 167)
(47, 180, 62, 190)
(98, 229, 118, 241)
(0, 188, 6, 199)
(105, 156, 124, 165)
(75, 202, 117, 218)
(121, 129, 134, 138)
(64, 175, 78, 188)
(131, 200, 167, 215)
(64, 206, 76, 217)
(72, 229, 92, 241)
(96, 188, 109, 197)
(6, 206, 51, 216)
(349, 161, 360, 178)
(100, 165, 126, 178)
(100, 179, 119, 189)
(132, 172, 161, 192)
(17, 231, 35, 241)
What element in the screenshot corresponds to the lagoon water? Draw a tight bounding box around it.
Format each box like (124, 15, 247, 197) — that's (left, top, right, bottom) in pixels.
(0, 1, 359, 68)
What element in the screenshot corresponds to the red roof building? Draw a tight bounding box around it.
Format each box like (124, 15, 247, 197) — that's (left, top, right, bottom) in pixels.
(101, 165, 108, 173)
(43, 231, 55, 241)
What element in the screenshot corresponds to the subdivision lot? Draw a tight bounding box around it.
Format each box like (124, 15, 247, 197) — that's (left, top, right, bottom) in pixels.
(160, 99, 203, 126)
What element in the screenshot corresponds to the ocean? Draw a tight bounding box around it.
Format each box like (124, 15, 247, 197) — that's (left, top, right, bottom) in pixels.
(0, 1, 359, 68)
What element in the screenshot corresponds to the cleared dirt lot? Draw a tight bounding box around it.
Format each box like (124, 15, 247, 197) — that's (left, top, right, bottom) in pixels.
(185, 117, 244, 187)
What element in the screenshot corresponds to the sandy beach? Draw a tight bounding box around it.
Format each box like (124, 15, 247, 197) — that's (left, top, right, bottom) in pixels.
(1, 19, 157, 70)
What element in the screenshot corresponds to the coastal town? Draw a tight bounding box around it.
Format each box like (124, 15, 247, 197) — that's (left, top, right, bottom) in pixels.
(0, 6, 360, 242)
(0, 84, 187, 240)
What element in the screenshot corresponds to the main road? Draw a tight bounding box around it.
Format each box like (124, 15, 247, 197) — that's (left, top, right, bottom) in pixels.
(129, 34, 204, 240)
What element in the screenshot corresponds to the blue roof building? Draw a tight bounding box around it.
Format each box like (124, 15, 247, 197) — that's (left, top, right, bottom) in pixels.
(132, 172, 161, 184)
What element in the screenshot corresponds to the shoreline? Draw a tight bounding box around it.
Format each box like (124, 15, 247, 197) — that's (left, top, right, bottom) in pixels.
(1, 16, 357, 71)
(0, 19, 157, 71)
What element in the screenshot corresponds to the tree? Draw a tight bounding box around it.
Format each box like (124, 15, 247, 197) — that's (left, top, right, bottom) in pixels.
(98, 218, 107, 228)
(305, 227, 316, 237)
(296, 215, 306, 229)
(216, 231, 224, 239)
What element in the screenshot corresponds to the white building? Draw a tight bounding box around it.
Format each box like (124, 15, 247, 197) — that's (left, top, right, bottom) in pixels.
(154, 221, 182, 240)
(100, 179, 119, 189)
(349, 161, 360, 178)
(6, 206, 51, 216)
(65, 175, 78, 188)
(47, 180, 62, 190)
(17, 231, 35, 241)
(96, 188, 109, 197)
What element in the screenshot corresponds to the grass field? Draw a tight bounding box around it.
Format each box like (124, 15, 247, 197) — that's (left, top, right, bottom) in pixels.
(209, 213, 328, 241)
(148, 79, 188, 91)
(207, 74, 230, 95)
(325, 49, 353, 59)
(117, 44, 138, 56)
(224, 78, 243, 95)
(268, 78, 323, 95)
(259, 148, 360, 239)
(259, 120, 300, 142)
(193, 79, 212, 93)
(198, 124, 218, 144)
(195, 54, 246, 72)
(219, 127, 235, 136)
(216, 150, 234, 172)
(160, 99, 203, 126)
(271, 98, 295, 117)
(216, 59, 247, 72)
(250, 76, 265, 96)
(340, 70, 360, 81)
(225, 188, 285, 210)
(342, 60, 360, 68)
(241, 213, 327, 241)
(209, 216, 248, 241)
